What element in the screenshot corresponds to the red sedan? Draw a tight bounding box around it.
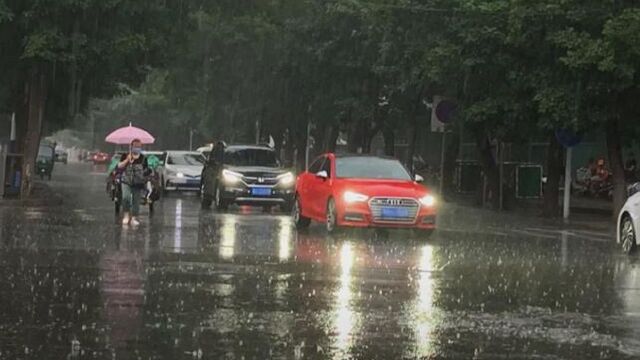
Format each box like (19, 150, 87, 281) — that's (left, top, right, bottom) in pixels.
(92, 151, 110, 165)
(293, 153, 437, 235)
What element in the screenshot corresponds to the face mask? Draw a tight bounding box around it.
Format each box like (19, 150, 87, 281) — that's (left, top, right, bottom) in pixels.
(132, 147, 142, 155)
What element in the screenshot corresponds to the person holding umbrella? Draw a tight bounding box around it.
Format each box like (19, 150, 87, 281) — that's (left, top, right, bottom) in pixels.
(105, 123, 156, 225)
(117, 139, 149, 226)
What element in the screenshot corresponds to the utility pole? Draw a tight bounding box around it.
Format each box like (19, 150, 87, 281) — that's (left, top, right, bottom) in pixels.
(189, 128, 194, 151)
(499, 142, 504, 211)
(255, 119, 260, 144)
(439, 131, 447, 194)
(90, 113, 96, 150)
(563, 147, 572, 220)
(305, 104, 313, 170)
(305, 120, 312, 171)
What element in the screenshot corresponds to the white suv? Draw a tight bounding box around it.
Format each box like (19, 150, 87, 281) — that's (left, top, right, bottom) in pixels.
(618, 183, 640, 254)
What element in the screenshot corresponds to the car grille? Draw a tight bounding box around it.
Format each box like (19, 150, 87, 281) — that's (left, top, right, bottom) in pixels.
(243, 176, 278, 186)
(369, 197, 420, 223)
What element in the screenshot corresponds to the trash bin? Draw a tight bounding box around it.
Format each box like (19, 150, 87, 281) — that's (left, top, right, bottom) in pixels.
(3, 153, 24, 197)
(516, 165, 543, 199)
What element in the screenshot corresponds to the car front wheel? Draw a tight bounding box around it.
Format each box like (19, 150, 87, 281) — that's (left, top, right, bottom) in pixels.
(621, 215, 637, 254)
(326, 198, 340, 234)
(293, 197, 310, 229)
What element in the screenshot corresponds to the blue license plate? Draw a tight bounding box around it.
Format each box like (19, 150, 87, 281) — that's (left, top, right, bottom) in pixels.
(251, 187, 271, 196)
(381, 207, 409, 218)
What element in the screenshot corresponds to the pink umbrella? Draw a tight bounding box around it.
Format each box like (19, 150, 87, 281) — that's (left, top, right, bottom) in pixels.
(105, 123, 155, 145)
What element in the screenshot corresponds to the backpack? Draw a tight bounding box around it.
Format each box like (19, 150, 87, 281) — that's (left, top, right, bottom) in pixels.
(124, 162, 146, 186)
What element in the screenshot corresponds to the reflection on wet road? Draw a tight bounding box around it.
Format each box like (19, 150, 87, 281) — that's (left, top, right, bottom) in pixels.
(1, 164, 639, 359)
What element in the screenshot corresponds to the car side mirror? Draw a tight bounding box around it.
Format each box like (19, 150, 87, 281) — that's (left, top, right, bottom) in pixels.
(629, 182, 640, 197)
(415, 174, 424, 183)
(316, 170, 328, 180)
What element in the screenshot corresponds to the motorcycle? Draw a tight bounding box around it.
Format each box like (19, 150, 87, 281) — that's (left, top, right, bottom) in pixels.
(107, 156, 161, 216)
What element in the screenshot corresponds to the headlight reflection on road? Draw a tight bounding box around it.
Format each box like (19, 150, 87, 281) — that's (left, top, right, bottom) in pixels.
(332, 242, 360, 357)
(219, 216, 237, 260)
(173, 199, 182, 253)
(278, 217, 294, 262)
(412, 245, 437, 358)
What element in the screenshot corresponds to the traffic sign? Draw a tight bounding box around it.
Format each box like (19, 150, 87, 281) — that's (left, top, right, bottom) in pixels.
(431, 96, 457, 132)
(555, 129, 582, 148)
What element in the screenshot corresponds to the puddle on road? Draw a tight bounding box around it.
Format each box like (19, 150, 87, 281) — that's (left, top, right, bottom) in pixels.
(1, 175, 638, 359)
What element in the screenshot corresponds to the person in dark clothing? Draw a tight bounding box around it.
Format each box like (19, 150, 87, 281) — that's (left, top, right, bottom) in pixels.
(117, 139, 149, 226)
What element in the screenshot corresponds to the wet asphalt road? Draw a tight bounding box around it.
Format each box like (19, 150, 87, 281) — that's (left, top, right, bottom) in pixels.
(1, 164, 640, 360)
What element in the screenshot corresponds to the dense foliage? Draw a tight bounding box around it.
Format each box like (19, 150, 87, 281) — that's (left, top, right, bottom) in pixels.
(2, 0, 639, 216)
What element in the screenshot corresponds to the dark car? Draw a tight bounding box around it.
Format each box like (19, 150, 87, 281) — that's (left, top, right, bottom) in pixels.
(200, 144, 295, 211)
(55, 150, 68, 164)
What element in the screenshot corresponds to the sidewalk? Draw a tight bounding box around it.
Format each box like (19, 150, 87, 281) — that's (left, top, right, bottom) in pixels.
(0, 182, 63, 207)
(438, 198, 615, 238)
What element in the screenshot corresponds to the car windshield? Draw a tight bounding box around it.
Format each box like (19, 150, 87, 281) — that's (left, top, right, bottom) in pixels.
(38, 145, 54, 158)
(224, 148, 279, 167)
(336, 157, 412, 180)
(167, 153, 204, 166)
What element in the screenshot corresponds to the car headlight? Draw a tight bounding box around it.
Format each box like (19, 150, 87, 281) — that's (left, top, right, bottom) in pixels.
(343, 191, 369, 203)
(222, 169, 243, 184)
(420, 195, 436, 207)
(167, 169, 184, 178)
(277, 172, 295, 186)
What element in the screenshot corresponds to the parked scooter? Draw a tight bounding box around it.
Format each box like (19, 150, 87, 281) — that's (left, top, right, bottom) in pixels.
(572, 165, 613, 198)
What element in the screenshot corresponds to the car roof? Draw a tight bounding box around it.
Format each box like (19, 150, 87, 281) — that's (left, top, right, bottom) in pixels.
(225, 144, 274, 151)
(164, 150, 202, 154)
(331, 153, 398, 161)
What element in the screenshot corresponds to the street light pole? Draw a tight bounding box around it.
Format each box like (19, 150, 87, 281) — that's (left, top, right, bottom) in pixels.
(563, 147, 572, 219)
(189, 128, 194, 151)
(255, 119, 260, 144)
(305, 104, 313, 170)
(305, 120, 311, 171)
(439, 131, 446, 194)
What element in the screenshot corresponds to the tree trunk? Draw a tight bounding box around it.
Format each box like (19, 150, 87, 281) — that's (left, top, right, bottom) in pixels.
(406, 86, 425, 173)
(382, 122, 395, 156)
(68, 18, 80, 120)
(606, 117, 626, 221)
(282, 129, 294, 168)
(295, 133, 306, 173)
(346, 109, 363, 153)
(542, 132, 563, 217)
(74, 78, 83, 116)
(442, 128, 460, 198)
(323, 124, 339, 153)
(474, 129, 501, 210)
(21, 67, 47, 197)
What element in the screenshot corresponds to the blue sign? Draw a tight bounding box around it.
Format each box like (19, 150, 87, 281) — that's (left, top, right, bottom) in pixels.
(555, 129, 582, 148)
(435, 100, 457, 124)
